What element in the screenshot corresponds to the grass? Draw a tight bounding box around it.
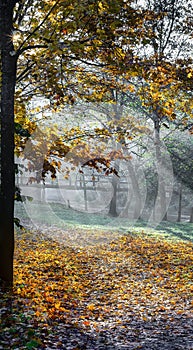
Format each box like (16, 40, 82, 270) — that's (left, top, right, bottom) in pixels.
(15, 201, 193, 243)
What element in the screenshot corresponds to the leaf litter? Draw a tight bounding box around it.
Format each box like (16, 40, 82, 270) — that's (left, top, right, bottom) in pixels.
(0, 226, 193, 349)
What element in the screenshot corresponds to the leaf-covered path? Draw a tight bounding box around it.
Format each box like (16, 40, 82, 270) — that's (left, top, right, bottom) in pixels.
(1, 227, 193, 349)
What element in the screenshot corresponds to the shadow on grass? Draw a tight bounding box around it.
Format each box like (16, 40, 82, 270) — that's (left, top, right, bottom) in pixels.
(132, 219, 193, 243)
(15, 202, 193, 243)
(156, 221, 193, 242)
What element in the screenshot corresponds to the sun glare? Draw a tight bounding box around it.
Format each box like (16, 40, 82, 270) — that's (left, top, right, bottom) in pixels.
(11, 30, 21, 46)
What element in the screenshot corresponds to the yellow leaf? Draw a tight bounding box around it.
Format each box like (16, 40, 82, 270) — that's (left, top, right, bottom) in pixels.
(87, 303, 95, 311)
(35, 311, 41, 317)
(55, 302, 61, 309)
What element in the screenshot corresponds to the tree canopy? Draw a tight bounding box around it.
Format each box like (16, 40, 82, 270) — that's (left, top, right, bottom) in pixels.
(1, 0, 193, 287)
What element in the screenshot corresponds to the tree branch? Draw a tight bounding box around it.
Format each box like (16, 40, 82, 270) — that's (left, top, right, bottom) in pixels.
(17, 0, 60, 56)
(17, 44, 48, 56)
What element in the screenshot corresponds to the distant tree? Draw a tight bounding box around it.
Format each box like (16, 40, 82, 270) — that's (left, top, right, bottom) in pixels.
(165, 132, 193, 222)
(165, 133, 193, 189)
(135, 0, 193, 221)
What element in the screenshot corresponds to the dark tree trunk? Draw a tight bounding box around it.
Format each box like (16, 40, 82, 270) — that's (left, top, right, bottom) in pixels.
(177, 182, 182, 222)
(154, 117, 167, 221)
(109, 174, 119, 217)
(0, 1, 17, 289)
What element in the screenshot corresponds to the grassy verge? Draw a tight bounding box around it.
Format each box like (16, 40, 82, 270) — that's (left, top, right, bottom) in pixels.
(15, 202, 193, 243)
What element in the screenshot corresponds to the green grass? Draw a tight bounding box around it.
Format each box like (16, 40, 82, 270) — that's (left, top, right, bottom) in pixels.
(128, 220, 193, 243)
(15, 201, 193, 243)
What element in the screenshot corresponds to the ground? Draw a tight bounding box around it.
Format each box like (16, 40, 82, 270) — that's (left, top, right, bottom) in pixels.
(0, 208, 193, 349)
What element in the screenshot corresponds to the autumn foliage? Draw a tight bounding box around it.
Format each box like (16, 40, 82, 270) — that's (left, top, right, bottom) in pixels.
(1, 229, 192, 348)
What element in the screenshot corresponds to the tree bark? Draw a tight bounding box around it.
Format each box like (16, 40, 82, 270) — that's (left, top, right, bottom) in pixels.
(109, 173, 119, 217)
(189, 207, 193, 223)
(0, 1, 17, 289)
(154, 117, 167, 221)
(177, 182, 182, 222)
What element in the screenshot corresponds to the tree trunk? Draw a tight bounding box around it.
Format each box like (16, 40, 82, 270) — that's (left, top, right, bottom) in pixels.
(83, 174, 88, 211)
(177, 182, 182, 222)
(154, 117, 167, 221)
(109, 173, 119, 217)
(0, 1, 17, 289)
(189, 207, 193, 223)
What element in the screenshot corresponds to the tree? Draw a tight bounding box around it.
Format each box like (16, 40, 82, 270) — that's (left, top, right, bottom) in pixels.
(2, 0, 193, 289)
(0, 0, 17, 289)
(0, 0, 150, 288)
(134, 0, 193, 221)
(165, 131, 193, 222)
